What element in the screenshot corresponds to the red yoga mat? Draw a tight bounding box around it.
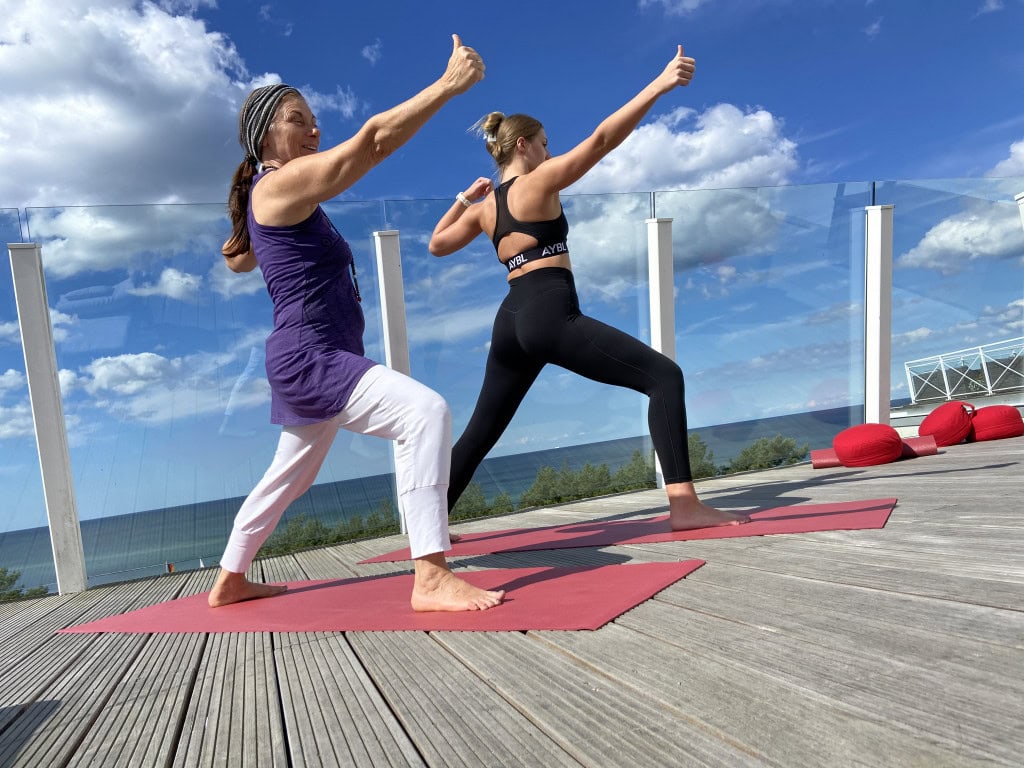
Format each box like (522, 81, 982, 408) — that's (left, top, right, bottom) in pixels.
(361, 498, 898, 564)
(811, 435, 937, 468)
(59, 561, 704, 634)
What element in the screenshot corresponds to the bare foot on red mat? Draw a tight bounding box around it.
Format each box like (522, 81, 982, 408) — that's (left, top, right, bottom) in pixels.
(411, 553, 504, 612)
(669, 501, 750, 531)
(449, 532, 462, 543)
(208, 569, 287, 608)
(667, 481, 751, 531)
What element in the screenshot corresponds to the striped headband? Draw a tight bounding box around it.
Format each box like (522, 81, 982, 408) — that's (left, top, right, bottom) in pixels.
(239, 83, 300, 165)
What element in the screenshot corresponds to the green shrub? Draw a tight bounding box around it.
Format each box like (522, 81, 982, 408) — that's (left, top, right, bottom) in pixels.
(0, 566, 49, 602)
(726, 434, 809, 473)
(688, 433, 718, 479)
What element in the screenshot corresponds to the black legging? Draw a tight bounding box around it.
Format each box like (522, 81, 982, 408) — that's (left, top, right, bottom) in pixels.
(448, 267, 693, 510)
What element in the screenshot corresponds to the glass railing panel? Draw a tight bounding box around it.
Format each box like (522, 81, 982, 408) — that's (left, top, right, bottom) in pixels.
(654, 182, 873, 467)
(1, 210, 54, 591)
(874, 178, 1024, 407)
(387, 193, 655, 507)
(11, 202, 389, 587)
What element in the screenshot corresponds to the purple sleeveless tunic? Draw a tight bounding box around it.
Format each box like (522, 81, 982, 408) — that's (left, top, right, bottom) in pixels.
(249, 172, 376, 425)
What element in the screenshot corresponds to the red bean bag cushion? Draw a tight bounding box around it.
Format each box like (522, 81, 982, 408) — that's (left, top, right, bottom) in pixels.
(833, 423, 904, 467)
(970, 405, 1024, 442)
(919, 401, 975, 447)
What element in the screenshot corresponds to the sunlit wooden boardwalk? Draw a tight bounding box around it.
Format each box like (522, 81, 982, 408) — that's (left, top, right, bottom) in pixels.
(0, 435, 1021, 767)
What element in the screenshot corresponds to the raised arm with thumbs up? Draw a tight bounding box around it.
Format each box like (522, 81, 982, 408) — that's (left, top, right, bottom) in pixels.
(233, 33, 488, 224)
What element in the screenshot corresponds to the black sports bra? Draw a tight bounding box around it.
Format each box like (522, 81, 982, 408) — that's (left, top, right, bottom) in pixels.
(491, 177, 569, 273)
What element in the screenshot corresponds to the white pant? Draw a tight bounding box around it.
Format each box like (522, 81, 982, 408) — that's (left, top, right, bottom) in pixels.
(218, 365, 452, 572)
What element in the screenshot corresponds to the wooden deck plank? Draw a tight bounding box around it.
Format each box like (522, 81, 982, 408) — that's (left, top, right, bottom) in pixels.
(275, 633, 425, 767)
(684, 563, 1024, 648)
(433, 631, 766, 767)
(536, 621, 996, 767)
(173, 633, 288, 768)
(0, 633, 148, 767)
(66, 632, 208, 768)
(615, 597, 1020, 765)
(348, 631, 583, 768)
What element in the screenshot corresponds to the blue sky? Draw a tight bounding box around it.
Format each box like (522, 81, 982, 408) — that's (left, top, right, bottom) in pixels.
(1, 0, 1023, 534)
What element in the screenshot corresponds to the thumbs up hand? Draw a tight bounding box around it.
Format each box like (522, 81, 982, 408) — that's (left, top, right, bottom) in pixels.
(442, 34, 486, 95)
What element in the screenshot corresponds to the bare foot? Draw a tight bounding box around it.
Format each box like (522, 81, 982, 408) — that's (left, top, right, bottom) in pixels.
(669, 500, 751, 531)
(411, 553, 504, 612)
(449, 532, 462, 543)
(208, 569, 287, 608)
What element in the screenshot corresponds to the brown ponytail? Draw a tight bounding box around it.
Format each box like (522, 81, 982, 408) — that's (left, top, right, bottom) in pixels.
(222, 159, 256, 258)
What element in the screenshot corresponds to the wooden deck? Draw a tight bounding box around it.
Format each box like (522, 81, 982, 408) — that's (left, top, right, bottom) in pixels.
(1, 436, 1021, 767)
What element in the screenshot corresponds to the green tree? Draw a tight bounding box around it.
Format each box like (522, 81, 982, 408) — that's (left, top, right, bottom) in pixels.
(688, 433, 718, 479)
(576, 462, 613, 497)
(727, 435, 809, 473)
(518, 465, 561, 508)
(262, 514, 331, 556)
(0, 566, 49, 602)
(557, 460, 580, 500)
(364, 498, 400, 536)
(610, 450, 656, 492)
(489, 492, 514, 515)
(451, 482, 488, 520)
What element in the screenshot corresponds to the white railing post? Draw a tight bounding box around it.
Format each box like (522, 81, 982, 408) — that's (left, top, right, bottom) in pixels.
(8, 243, 88, 594)
(864, 205, 894, 425)
(372, 230, 410, 533)
(646, 218, 675, 488)
(372, 230, 411, 376)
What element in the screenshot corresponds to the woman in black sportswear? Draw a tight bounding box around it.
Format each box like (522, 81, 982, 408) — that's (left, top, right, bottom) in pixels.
(429, 45, 749, 531)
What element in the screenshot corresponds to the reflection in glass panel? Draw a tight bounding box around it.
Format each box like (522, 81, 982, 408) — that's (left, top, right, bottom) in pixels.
(655, 182, 872, 463)
(390, 193, 655, 505)
(874, 178, 1024, 406)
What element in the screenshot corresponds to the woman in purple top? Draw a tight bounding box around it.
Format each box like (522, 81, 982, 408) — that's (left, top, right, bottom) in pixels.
(210, 35, 504, 613)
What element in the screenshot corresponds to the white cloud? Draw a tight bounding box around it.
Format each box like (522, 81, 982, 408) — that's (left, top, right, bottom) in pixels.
(893, 326, 934, 348)
(58, 369, 80, 396)
(0, 0, 356, 217)
(74, 347, 266, 425)
(0, 0, 248, 208)
(864, 17, 883, 38)
(49, 310, 77, 345)
(0, 368, 26, 394)
(0, 403, 34, 439)
(0, 321, 20, 346)
(981, 298, 1024, 335)
(569, 104, 798, 195)
(209, 260, 266, 298)
(987, 140, 1024, 177)
(407, 304, 497, 345)
(562, 183, 781, 299)
(83, 352, 185, 396)
(362, 38, 383, 66)
(28, 205, 224, 279)
(977, 0, 1004, 15)
(638, 0, 712, 15)
(898, 205, 1024, 274)
(129, 267, 202, 301)
(306, 86, 361, 121)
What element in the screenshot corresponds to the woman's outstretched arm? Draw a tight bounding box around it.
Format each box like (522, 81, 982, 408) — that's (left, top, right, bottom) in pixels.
(531, 45, 696, 194)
